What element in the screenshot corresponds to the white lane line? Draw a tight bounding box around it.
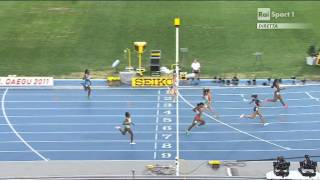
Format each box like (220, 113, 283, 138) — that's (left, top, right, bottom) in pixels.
(0, 115, 176, 118)
(219, 91, 307, 96)
(305, 92, 319, 102)
(3, 120, 320, 126)
(5, 100, 160, 103)
(176, 84, 320, 89)
(180, 139, 320, 143)
(305, 92, 316, 99)
(1, 138, 320, 143)
(4, 90, 318, 96)
(240, 94, 248, 102)
(176, 129, 320, 133)
(3, 138, 320, 143)
(6, 107, 177, 110)
(219, 113, 320, 117)
(6, 104, 320, 110)
(1, 148, 320, 153)
(4, 98, 314, 103)
(214, 98, 313, 102)
(178, 149, 320, 152)
(0, 129, 318, 134)
(179, 94, 290, 150)
(2, 112, 320, 119)
(1, 83, 320, 90)
(154, 90, 161, 159)
(0, 131, 162, 134)
(278, 112, 320, 116)
(39, 150, 164, 152)
(7, 94, 160, 97)
(0, 150, 167, 152)
(1, 88, 48, 161)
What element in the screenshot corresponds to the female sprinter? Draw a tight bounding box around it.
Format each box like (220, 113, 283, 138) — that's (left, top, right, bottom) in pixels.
(115, 112, 135, 144)
(167, 72, 178, 102)
(186, 102, 206, 135)
(203, 88, 219, 118)
(81, 69, 92, 98)
(168, 85, 177, 103)
(265, 79, 288, 108)
(240, 94, 269, 126)
(203, 88, 214, 113)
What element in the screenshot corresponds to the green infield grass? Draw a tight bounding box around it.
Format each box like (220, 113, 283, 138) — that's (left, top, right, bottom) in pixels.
(0, 1, 319, 79)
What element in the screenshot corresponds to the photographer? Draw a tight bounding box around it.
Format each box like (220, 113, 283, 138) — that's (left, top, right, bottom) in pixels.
(191, 59, 201, 80)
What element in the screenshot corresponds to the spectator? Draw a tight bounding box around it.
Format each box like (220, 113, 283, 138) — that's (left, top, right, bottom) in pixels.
(191, 59, 201, 80)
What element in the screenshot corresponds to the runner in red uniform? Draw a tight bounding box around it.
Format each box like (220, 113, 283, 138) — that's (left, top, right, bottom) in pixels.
(186, 102, 206, 135)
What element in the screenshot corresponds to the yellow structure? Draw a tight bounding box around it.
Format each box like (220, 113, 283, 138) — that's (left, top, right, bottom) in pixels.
(132, 77, 173, 87)
(107, 76, 121, 86)
(316, 54, 320, 65)
(174, 18, 180, 27)
(134, 42, 147, 75)
(208, 160, 221, 168)
(107, 76, 120, 81)
(180, 72, 187, 80)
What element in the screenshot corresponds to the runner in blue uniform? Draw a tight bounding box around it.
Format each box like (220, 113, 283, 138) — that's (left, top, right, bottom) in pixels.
(81, 69, 92, 98)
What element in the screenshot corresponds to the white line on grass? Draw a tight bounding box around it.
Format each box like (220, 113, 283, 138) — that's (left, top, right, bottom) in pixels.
(178, 93, 290, 150)
(1, 88, 48, 161)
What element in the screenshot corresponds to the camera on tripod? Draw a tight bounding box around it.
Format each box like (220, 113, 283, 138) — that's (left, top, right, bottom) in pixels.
(273, 156, 290, 177)
(299, 155, 317, 177)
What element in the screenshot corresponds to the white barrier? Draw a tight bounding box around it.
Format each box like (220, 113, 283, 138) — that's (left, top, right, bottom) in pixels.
(306, 56, 316, 66)
(0, 77, 53, 86)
